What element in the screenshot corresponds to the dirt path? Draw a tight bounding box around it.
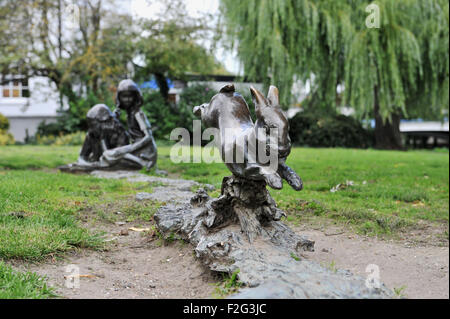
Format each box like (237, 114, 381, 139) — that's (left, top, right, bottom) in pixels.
(15, 213, 449, 299)
(16, 223, 448, 299)
(16, 225, 217, 299)
(296, 227, 449, 299)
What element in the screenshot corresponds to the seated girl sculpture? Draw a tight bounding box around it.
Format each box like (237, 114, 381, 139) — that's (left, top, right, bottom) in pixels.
(60, 79, 158, 172)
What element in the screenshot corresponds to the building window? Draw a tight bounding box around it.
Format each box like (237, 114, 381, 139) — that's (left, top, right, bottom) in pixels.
(1, 78, 29, 98)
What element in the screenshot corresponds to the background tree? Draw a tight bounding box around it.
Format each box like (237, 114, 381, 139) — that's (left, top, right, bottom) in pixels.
(345, 0, 449, 149)
(0, 0, 224, 133)
(219, 0, 353, 108)
(134, 0, 225, 100)
(220, 0, 449, 149)
(0, 0, 136, 106)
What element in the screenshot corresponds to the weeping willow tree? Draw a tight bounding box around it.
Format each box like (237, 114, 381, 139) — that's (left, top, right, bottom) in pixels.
(220, 0, 449, 149)
(219, 0, 353, 108)
(345, 0, 449, 149)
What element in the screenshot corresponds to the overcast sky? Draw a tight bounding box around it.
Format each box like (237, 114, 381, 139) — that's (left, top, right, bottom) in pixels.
(131, 0, 219, 18)
(129, 0, 240, 74)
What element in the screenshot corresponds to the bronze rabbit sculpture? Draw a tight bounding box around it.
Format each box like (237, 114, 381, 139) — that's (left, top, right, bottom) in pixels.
(194, 84, 303, 191)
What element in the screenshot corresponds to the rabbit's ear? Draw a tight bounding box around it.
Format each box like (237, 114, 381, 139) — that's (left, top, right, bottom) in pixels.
(250, 86, 268, 119)
(267, 86, 280, 107)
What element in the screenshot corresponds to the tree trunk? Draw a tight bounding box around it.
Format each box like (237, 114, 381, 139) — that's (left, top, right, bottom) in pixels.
(374, 86, 404, 150)
(155, 73, 169, 101)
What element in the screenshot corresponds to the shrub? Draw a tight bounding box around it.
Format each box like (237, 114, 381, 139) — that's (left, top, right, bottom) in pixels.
(53, 131, 86, 146)
(176, 84, 217, 132)
(289, 110, 374, 148)
(37, 91, 114, 137)
(177, 84, 216, 119)
(0, 113, 10, 131)
(0, 113, 15, 145)
(0, 132, 15, 145)
(31, 131, 85, 146)
(36, 121, 65, 137)
(142, 84, 218, 141)
(141, 90, 178, 140)
(34, 134, 58, 145)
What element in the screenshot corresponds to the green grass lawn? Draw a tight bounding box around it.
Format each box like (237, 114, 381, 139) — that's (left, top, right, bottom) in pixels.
(0, 261, 55, 298)
(0, 170, 157, 260)
(0, 145, 79, 170)
(0, 144, 448, 297)
(1, 145, 448, 236)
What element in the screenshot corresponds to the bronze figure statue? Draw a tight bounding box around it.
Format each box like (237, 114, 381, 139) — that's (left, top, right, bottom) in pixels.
(77, 103, 131, 168)
(60, 79, 158, 173)
(101, 79, 158, 170)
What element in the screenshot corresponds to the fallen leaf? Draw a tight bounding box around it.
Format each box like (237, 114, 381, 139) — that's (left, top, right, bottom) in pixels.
(64, 274, 96, 279)
(412, 201, 425, 207)
(330, 180, 355, 193)
(129, 227, 150, 232)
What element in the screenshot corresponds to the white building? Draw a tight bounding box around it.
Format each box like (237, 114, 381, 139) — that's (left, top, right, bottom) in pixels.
(0, 76, 64, 142)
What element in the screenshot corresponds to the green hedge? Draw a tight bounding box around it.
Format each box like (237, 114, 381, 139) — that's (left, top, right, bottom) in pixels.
(36, 91, 113, 138)
(142, 84, 218, 141)
(0, 113, 15, 145)
(0, 113, 9, 131)
(288, 110, 374, 148)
